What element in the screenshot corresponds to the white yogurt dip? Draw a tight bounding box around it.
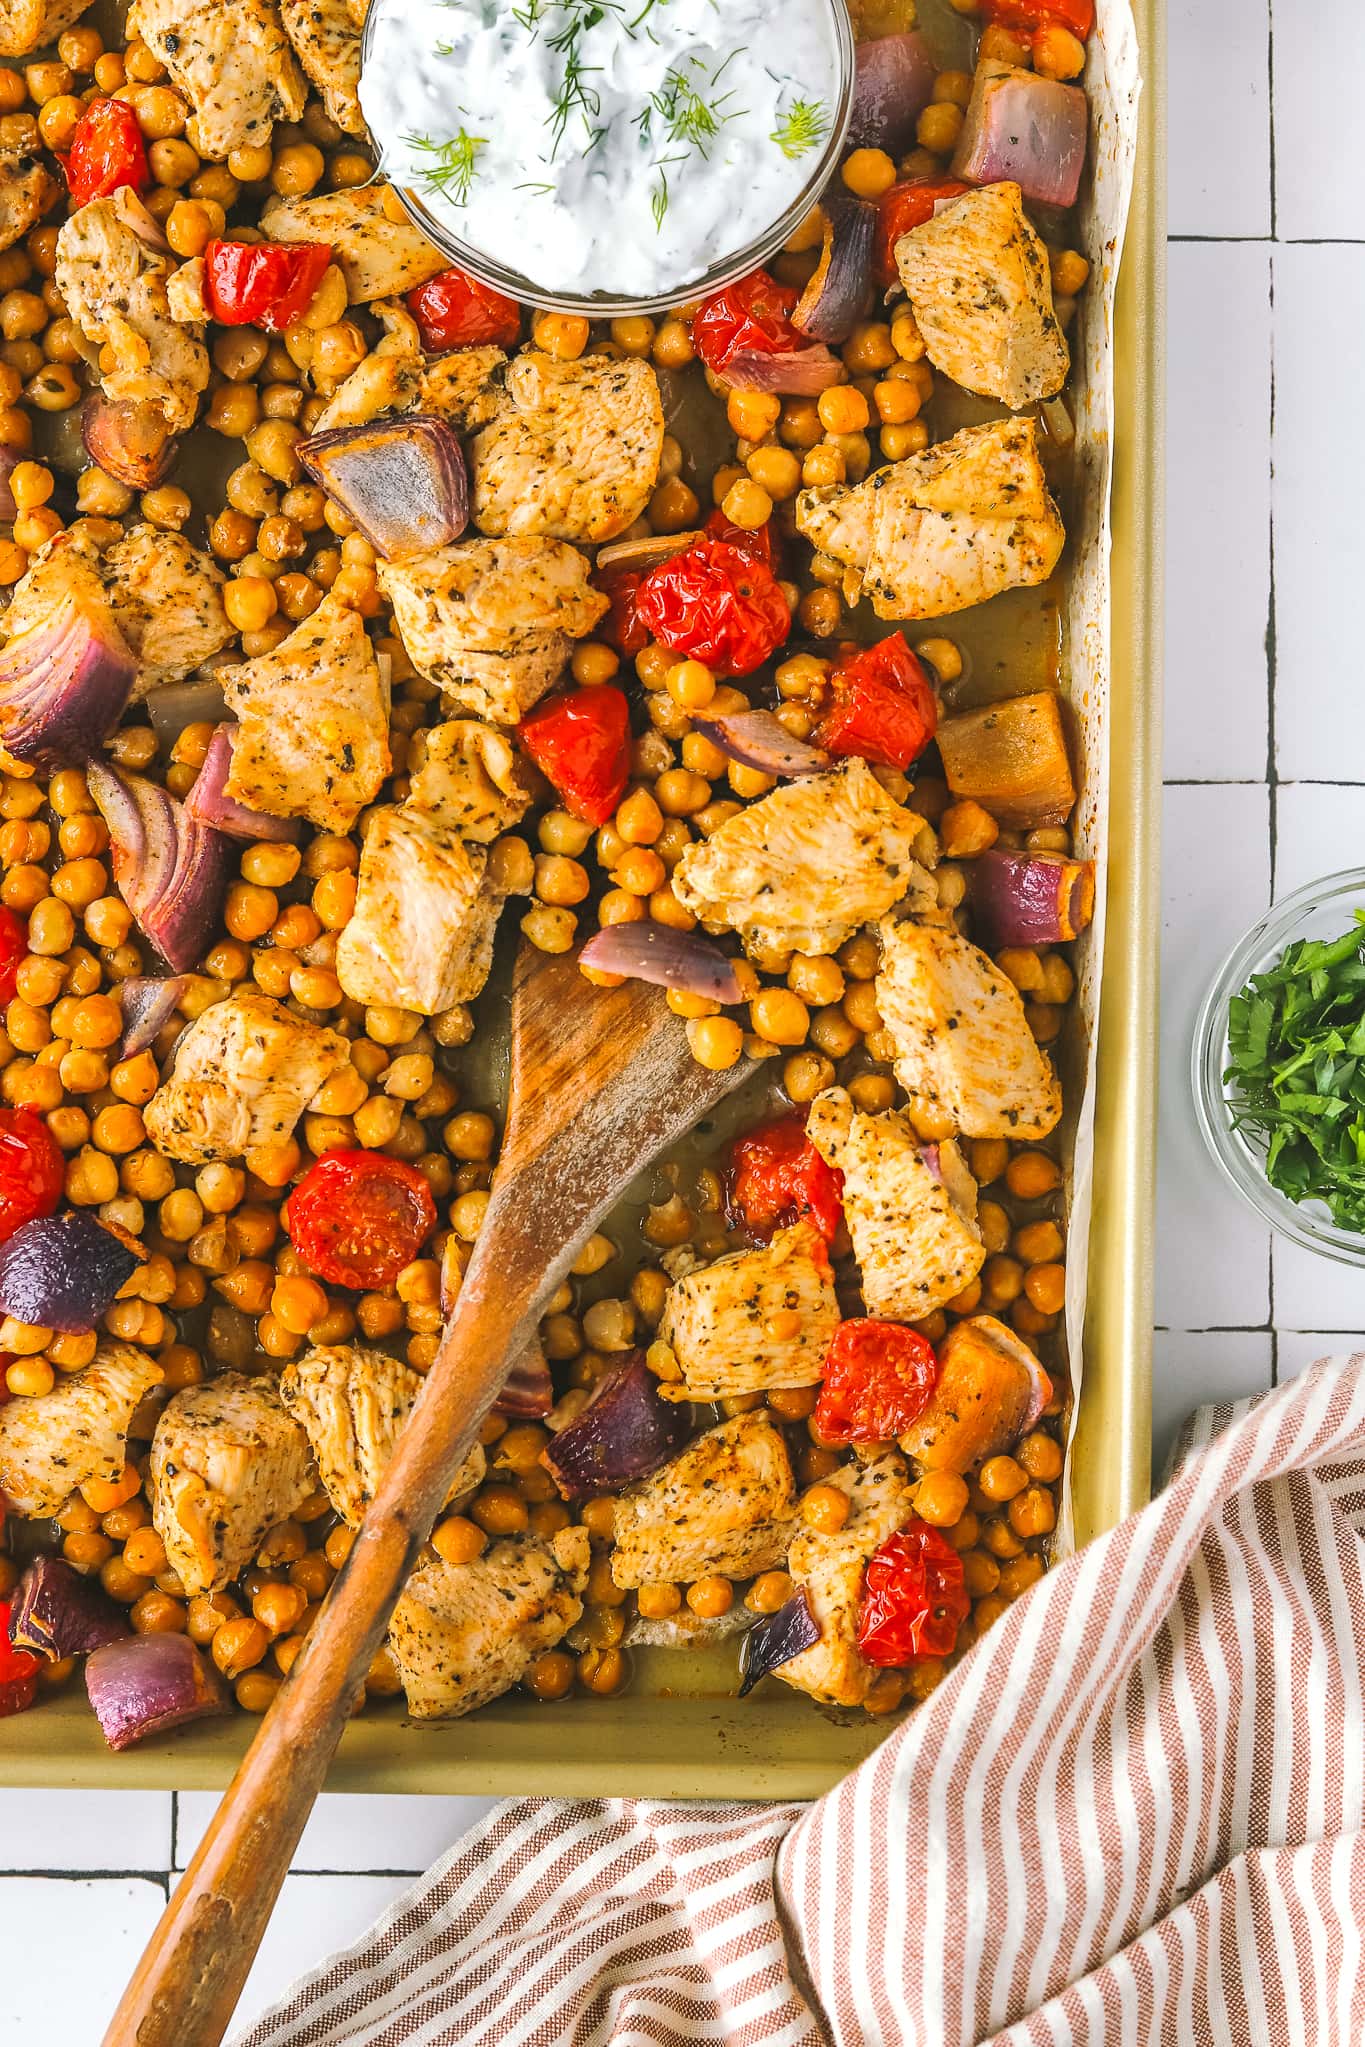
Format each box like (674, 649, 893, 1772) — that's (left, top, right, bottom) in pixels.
(360, 0, 845, 299)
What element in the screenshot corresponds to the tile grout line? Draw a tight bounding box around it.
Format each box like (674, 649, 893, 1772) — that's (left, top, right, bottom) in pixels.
(1265, 0, 1280, 1366)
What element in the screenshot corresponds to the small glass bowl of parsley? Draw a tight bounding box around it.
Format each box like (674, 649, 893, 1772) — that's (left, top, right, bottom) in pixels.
(1193, 869, 1365, 1263)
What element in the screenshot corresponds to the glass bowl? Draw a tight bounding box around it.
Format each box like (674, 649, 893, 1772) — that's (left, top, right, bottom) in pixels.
(1192, 866, 1365, 1266)
(358, 0, 857, 317)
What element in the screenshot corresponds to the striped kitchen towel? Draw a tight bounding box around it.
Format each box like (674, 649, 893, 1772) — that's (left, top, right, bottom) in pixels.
(235, 1351, 1365, 2047)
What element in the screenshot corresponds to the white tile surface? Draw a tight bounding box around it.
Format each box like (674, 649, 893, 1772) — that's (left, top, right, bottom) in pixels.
(175, 1791, 496, 1873)
(0, 1879, 165, 2035)
(1166, 0, 1271, 238)
(1151, 1330, 1274, 1485)
(1276, 1334, 1364, 1382)
(0, 1790, 173, 1872)
(1273, 0, 1365, 242)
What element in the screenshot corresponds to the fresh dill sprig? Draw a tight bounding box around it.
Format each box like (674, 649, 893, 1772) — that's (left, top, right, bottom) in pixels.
(406, 127, 488, 205)
(649, 149, 686, 229)
(770, 96, 828, 159)
(638, 53, 744, 156)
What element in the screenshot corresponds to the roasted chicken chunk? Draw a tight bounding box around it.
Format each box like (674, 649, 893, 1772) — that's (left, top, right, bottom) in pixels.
(469, 352, 664, 544)
(406, 719, 532, 843)
(279, 1345, 484, 1528)
(0, 1345, 162, 1519)
(672, 757, 935, 959)
(900, 1314, 1049, 1474)
(876, 918, 1062, 1140)
(217, 590, 390, 832)
(796, 417, 1065, 620)
(55, 190, 209, 433)
(280, 0, 365, 137)
(336, 808, 506, 1015)
(149, 1373, 317, 1597)
(315, 327, 506, 435)
(387, 1527, 590, 1719)
(657, 1222, 840, 1400)
(127, 0, 306, 158)
(777, 1452, 917, 1708)
(0, 0, 91, 55)
(262, 186, 446, 303)
(144, 991, 348, 1164)
(806, 1087, 985, 1320)
(894, 183, 1069, 410)
(611, 1411, 798, 1590)
(0, 142, 56, 253)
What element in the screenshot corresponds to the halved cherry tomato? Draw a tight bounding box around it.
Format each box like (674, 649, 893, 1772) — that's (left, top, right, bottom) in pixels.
(874, 179, 970, 287)
(65, 98, 149, 208)
(980, 0, 1094, 36)
(594, 566, 650, 658)
(407, 266, 522, 352)
(283, 1150, 437, 1290)
(635, 537, 790, 678)
(856, 1518, 970, 1665)
(814, 1321, 940, 1445)
(0, 906, 25, 1006)
(0, 1108, 62, 1247)
(704, 507, 778, 573)
(0, 1600, 39, 1718)
(519, 683, 631, 828)
(204, 240, 334, 333)
(692, 270, 803, 375)
(814, 634, 938, 770)
(727, 1115, 844, 1246)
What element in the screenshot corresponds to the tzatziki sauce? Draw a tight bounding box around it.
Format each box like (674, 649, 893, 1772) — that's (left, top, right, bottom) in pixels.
(360, 0, 845, 299)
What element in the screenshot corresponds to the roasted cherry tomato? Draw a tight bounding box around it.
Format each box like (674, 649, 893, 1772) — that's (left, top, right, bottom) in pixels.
(283, 1150, 437, 1290)
(980, 0, 1094, 36)
(814, 1320, 940, 1445)
(704, 507, 778, 572)
(635, 537, 790, 678)
(204, 240, 334, 333)
(857, 1518, 970, 1665)
(0, 906, 25, 1006)
(874, 178, 970, 286)
(0, 1108, 62, 1247)
(0, 1601, 39, 1719)
(692, 269, 803, 375)
(727, 1115, 844, 1246)
(594, 565, 650, 658)
(814, 633, 938, 769)
(407, 266, 522, 351)
(65, 98, 149, 208)
(518, 683, 631, 827)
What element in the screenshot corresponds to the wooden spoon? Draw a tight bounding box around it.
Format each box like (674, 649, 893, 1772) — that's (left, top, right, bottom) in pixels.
(103, 943, 753, 2047)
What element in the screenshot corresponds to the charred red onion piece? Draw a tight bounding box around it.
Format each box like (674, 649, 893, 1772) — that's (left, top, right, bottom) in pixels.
(81, 395, 176, 490)
(117, 974, 190, 1058)
(144, 678, 227, 751)
(579, 923, 745, 1003)
(693, 709, 832, 779)
(738, 1591, 820, 1695)
(8, 1556, 129, 1660)
(184, 725, 300, 843)
(1020, 1351, 1053, 1434)
(792, 194, 876, 345)
(87, 761, 231, 972)
(86, 1633, 229, 1751)
(720, 346, 844, 394)
(0, 446, 19, 524)
(299, 416, 469, 560)
(953, 67, 1088, 210)
(595, 532, 700, 573)
(0, 1210, 145, 1332)
(542, 1351, 690, 1499)
(496, 1343, 554, 1419)
(0, 594, 137, 769)
(968, 850, 1096, 948)
(847, 31, 937, 157)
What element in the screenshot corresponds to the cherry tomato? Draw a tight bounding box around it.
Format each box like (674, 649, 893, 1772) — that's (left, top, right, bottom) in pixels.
(283, 1150, 437, 1291)
(0, 906, 26, 1006)
(65, 98, 149, 208)
(704, 507, 778, 573)
(814, 1320, 940, 1445)
(980, 0, 1094, 35)
(727, 1115, 844, 1246)
(814, 634, 938, 770)
(593, 565, 650, 658)
(0, 1108, 62, 1247)
(692, 269, 803, 375)
(407, 266, 522, 351)
(874, 179, 970, 286)
(635, 537, 791, 678)
(857, 1518, 970, 1665)
(204, 240, 334, 332)
(0, 1600, 39, 1718)
(518, 683, 631, 828)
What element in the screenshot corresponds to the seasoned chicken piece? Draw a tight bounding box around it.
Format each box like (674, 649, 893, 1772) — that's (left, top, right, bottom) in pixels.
(470, 352, 663, 544)
(611, 1411, 797, 1590)
(145, 991, 348, 1164)
(777, 1452, 916, 1708)
(876, 918, 1062, 1139)
(279, 1345, 483, 1527)
(280, 0, 365, 136)
(0, 143, 55, 252)
(262, 186, 445, 303)
(657, 1222, 840, 1401)
(217, 590, 390, 832)
(894, 183, 1069, 410)
(149, 1374, 317, 1597)
(806, 1087, 985, 1320)
(315, 326, 506, 434)
(900, 1314, 1049, 1473)
(0, 0, 91, 54)
(336, 807, 506, 1015)
(407, 719, 532, 843)
(127, 0, 305, 158)
(0, 1345, 162, 1518)
(378, 537, 608, 724)
(102, 527, 232, 691)
(345, 0, 365, 19)
(388, 1527, 590, 1718)
(55, 191, 209, 433)
(796, 417, 1065, 621)
(673, 758, 935, 959)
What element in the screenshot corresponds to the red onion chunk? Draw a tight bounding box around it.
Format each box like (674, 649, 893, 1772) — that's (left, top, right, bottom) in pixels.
(1021, 1351, 1053, 1434)
(579, 923, 744, 1003)
(82, 395, 175, 491)
(721, 346, 844, 394)
(300, 416, 469, 560)
(542, 1350, 690, 1499)
(9, 1556, 129, 1660)
(0, 1210, 144, 1332)
(595, 532, 699, 574)
(86, 1633, 229, 1751)
(793, 194, 875, 345)
(87, 761, 231, 972)
(496, 1342, 554, 1419)
(968, 850, 1096, 948)
(694, 709, 832, 779)
(848, 33, 937, 158)
(184, 724, 300, 843)
(738, 1591, 820, 1695)
(117, 974, 190, 1058)
(0, 446, 18, 524)
(0, 593, 137, 770)
(144, 678, 227, 751)
(952, 66, 1088, 210)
